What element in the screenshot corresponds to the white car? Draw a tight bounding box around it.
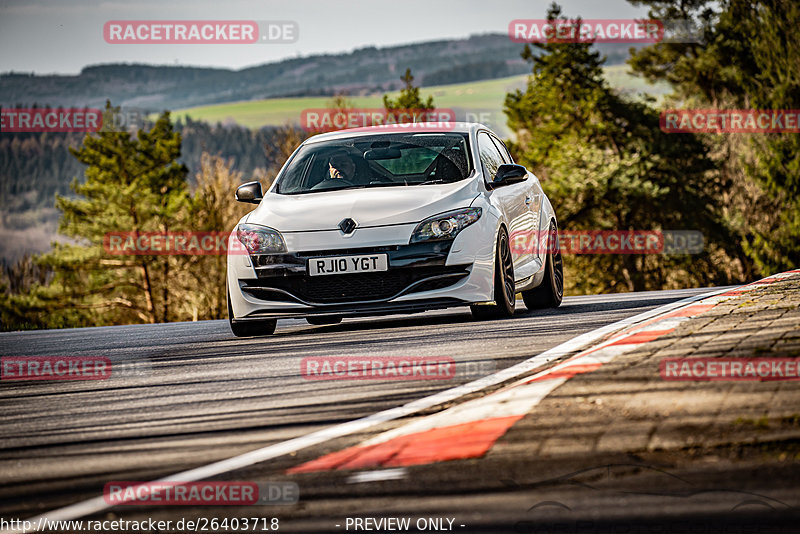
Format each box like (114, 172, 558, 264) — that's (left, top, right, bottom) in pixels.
(226, 122, 563, 336)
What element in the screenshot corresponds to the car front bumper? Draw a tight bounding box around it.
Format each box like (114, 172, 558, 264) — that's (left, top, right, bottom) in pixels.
(227, 220, 496, 320)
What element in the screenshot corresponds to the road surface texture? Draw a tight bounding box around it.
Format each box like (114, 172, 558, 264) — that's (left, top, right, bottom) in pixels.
(3, 283, 798, 533)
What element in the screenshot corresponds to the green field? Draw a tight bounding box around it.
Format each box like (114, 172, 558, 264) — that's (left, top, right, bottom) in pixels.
(172, 65, 669, 136)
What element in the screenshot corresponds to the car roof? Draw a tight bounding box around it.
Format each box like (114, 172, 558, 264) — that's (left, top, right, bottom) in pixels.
(304, 122, 490, 144)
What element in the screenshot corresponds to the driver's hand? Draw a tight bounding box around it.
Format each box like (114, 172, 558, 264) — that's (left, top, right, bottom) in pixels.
(329, 163, 341, 179)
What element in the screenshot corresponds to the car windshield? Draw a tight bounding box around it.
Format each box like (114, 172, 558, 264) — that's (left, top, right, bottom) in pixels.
(274, 133, 472, 195)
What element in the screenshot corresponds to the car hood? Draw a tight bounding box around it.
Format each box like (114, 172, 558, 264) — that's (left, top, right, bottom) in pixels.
(246, 178, 482, 232)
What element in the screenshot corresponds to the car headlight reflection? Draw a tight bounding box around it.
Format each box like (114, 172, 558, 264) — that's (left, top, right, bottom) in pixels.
(410, 208, 482, 243)
(236, 223, 287, 254)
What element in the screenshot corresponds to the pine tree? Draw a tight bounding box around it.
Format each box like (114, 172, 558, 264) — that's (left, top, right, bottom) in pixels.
(39, 102, 190, 324)
(504, 3, 743, 293)
(628, 0, 800, 274)
(383, 68, 435, 121)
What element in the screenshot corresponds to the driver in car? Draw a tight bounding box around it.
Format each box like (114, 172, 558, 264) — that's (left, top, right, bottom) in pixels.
(328, 153, 356, 181)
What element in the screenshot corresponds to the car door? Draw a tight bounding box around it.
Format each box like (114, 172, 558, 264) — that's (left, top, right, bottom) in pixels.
(477, 131, 529, 274)
(488, 134, 544, 278)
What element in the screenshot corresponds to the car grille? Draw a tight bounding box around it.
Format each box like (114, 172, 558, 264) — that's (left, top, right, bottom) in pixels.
(243, 266, 469, 304)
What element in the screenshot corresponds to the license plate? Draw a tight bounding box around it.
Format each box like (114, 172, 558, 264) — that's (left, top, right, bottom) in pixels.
(308, 254, 389, 276)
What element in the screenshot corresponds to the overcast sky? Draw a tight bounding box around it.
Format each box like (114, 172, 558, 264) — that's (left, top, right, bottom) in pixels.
(0, 0, 649, 75)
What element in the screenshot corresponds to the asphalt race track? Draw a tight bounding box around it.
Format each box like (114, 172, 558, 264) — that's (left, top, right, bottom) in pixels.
(5, 286, 776, 533)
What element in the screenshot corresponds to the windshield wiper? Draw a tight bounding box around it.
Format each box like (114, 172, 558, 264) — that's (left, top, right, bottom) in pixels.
(418, 179, 449, 185)
(366, 181, 408, 187)
(290, 185, 366, 194)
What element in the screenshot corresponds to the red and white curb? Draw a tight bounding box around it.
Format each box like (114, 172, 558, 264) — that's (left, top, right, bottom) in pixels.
(10, 275, 797, 533)
(288, 270, 800, 474)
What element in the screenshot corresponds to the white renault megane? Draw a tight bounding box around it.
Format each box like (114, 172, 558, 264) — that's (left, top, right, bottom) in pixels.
(226, 122, 563, 336)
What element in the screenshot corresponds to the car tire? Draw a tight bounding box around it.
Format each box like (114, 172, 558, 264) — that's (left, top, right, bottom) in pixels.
(471, 226, 516, 320)
(227, 281, 277, 337)
(306, 316, 343, 325)
(522, 220, 564, 310)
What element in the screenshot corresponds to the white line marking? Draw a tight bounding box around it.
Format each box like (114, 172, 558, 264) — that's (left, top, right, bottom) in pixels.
(6, 287, 733, 534)
(359, 298, 717, 448)
(637, 316, 689, 331)
(361, 376, 572, 446)
(346, 468, 408, 484)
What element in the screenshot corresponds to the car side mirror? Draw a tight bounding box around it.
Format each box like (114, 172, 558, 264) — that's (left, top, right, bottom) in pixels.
(489, 164, 528, 189)
(236, 181, 263, 204)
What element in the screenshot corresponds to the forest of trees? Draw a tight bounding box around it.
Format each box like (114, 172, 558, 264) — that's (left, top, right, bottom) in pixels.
(1, 118, 298, 216)
(504, 0, 797, 292)
(1, 104, 306, 329)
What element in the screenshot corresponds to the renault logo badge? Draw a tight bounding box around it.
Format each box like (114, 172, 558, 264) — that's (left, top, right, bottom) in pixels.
(338, 218, 357, 234)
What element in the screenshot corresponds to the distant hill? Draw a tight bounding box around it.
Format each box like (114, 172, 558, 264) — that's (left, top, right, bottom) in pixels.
(171, 66, 669, 136)
(0, 34, 639, 111)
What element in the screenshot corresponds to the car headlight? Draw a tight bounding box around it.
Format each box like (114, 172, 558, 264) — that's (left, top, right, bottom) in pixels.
(410, 207, 482, 243)
(236, 223, 287, 254)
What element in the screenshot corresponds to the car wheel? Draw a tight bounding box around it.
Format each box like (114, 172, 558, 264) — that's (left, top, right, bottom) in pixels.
(227, 280, 277, 337)
(470, 226, 516, 320)
(522, 221, 564, 310)
(306, 316, 343, 325)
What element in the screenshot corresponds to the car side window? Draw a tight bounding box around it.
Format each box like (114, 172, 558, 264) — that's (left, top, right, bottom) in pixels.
(490, 135, 513, 164)
(478, 132, 504, 181)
